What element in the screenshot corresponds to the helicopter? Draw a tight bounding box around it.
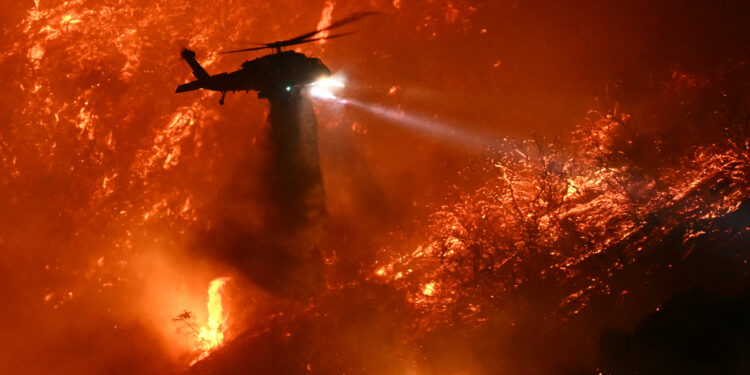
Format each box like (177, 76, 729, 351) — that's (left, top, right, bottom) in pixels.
(175, 12, 376, 104)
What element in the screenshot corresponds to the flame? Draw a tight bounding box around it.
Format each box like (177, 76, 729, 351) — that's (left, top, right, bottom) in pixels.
(375, 266, 386, 276)
(3, 0, 749, 372)
(315, 0, 335, 43)
(193, 277, 231, 365)
(377, 109, 750, 327)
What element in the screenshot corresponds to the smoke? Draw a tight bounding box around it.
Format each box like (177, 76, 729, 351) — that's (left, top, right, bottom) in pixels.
(198, 93, 327, 297)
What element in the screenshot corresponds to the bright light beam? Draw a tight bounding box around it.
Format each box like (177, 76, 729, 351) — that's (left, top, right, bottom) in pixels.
(341, 98, 508, 152)
(309, 74, 509, 152)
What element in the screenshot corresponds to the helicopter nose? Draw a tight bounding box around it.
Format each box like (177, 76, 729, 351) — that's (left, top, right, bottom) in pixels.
(320, 65, 332, 77)
(313, 59, 331, 78)
(310, 59, 331, 79)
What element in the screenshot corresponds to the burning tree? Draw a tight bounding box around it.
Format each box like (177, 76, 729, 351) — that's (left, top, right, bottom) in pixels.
(377, 106, 750, 331)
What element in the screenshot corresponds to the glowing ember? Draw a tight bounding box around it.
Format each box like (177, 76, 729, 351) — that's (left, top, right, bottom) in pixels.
(193, 277, 231, 365)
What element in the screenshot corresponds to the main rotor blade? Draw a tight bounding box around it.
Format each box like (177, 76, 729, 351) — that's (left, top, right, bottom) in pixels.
(294, 32, 356, 45)
(284, 11, 378, 45)
(219, 12, 375, 55)
(220, 45, 268, 54)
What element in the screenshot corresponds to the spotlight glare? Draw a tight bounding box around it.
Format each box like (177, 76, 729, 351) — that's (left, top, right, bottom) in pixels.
(312, 76, 345, 88)
(310, 85, 337, 100)
(308, 73, 346, 100)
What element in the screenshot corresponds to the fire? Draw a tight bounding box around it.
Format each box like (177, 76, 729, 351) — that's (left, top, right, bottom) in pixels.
(193, 277, 231, 365)
(2, 0, 749, 372)
(375, 266, 386, 276)
(315, 0, 335, 43)
(377, 108, 750, 327)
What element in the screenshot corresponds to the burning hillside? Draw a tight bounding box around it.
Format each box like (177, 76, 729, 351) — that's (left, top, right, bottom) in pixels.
(378, 107, 750, 326)
(184, 103, 750, 374)
(1, 0, 750, 374)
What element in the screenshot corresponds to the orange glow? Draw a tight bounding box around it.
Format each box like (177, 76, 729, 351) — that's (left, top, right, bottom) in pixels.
(3, 0, 750, 373)
(377, 109, 750, 325)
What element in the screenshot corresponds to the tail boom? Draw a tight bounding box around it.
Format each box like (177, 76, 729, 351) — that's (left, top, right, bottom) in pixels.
(181, 49, 209, 80)
(175, 80, 202, 93)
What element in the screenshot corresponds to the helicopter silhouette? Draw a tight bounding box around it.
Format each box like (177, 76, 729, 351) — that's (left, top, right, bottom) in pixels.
(175, 12, 376, 104)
